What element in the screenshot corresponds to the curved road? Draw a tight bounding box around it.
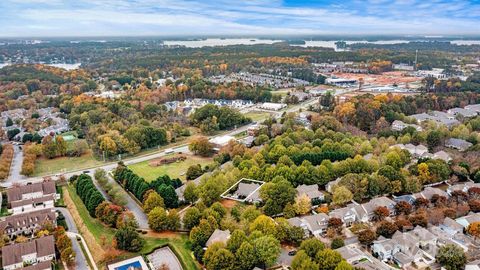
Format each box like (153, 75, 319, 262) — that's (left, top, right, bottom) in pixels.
(56, 207, 92, 270)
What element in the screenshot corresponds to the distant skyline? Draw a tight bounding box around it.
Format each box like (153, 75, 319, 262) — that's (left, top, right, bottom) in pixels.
(1, 0, 480, 37)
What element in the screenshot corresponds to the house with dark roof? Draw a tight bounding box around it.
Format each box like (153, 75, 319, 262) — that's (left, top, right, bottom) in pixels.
(1, 236, 55, 270)
(6, 182, 58, 216)
(0, 209, 56, 238)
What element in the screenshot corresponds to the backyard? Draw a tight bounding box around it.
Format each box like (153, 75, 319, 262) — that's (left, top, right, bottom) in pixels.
(128, 154, 213, 182)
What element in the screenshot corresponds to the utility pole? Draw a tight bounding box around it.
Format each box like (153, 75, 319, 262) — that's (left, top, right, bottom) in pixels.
(414, 49, 418, 70)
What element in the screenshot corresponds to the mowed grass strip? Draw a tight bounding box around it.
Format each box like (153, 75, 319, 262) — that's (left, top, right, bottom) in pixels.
(128, 155, 213, 182)
(63, 185, 110, 262)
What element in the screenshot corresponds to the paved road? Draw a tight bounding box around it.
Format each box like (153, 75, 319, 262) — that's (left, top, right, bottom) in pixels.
(106, 173, 149, 229)
(6, 144, 26, 184)
(56, 207, 91, 270)
(0, 94, 341, 189)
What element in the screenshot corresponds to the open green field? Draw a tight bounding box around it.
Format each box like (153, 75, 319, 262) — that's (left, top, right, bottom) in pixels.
(65, 185, 199, 269)
(244, 111, 273, 122)
(128, 155, 213, 182)
(34, 150, 103, 176)
(65, 185, 116, 243)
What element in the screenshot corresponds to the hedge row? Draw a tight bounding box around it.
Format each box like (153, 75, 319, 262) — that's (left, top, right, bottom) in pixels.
(75, 174, 105, 217)
(113, 164, 181, 208)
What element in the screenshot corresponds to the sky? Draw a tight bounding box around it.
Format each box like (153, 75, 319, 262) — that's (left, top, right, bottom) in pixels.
(0, 0, 479, 37)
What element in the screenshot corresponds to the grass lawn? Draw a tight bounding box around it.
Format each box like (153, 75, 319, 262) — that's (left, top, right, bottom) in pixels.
(64, 185, 116, 242)
(128, 155, 213, 182)
(34, 150, 103, 176)
(244, 111, 273, 122)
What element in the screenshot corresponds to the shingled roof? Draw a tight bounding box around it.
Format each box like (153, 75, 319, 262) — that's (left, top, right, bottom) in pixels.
(1, 236, 55, 268)
(6, 182, 56, 203)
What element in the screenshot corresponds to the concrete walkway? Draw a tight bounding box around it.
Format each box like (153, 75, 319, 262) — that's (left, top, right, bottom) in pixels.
(67, 232, 98, 270)
(56, 207, 94, 270)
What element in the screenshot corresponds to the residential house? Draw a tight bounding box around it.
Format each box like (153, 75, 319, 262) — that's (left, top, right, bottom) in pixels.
(466, 259, 480, 270)
(447, 108, 478, 118)
(360, 197, 396, 221)
(393, 195, 416, 205)
(6, 182, 58, 216)
(336, 245, 371, 264)
(326, 178, 342, 193)
(0, 209, 56, 238)
(1, 236, 55, 270)
(235, 182, 262, 203)
(456, 213, 480, 228)
(296, 184, 324, 205)
(301, 213, 329, 236)
(391, 120, 423, 132)
(445, 138, 473, 151)
(417, 187, 448, 201)
(373, 227, 437, 268)
(205, 229, 231, 248)
(289, 91, 311, 101)
(465, 104, 480, 114)
(433, 150, 452, 162)
(287, 217, 309, 237)
(329, 204, 364, 226)
(447, 181, 480, 195)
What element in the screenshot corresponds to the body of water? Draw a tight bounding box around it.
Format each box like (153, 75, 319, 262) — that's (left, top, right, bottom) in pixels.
(163, 38, 283, 47)
(0, 63, 81, 70)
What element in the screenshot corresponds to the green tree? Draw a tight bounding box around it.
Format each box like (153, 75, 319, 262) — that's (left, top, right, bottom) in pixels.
(427, 130, 442, 151)
(157, 184, 178, 208)
(148, 207, 167, 232)
(291, 250, 318, 270)
(187, 164, 203, 180)
(316, 248, 344, 270)
(253, 236, 280, 268)
(331, 238, 345, 249)
(143, 191, 165, 214)
(250, 215, 277, 236)
(300, 238, 325, 258)
(335, 261, 354, 270)
(114, 225, 144, 252)
(189, 136, 214, 157)
(183, 207, 202, 230)
(332, 186, 353, 206)
(436, 244, 467, 270)
(42, 135, 57, 159)
(55, 136, 67, 156)
(183, 182, 198, 204)
(226, 230, 247, 253)
(235, 242, 257, 270)
(205, 247, 235, 270)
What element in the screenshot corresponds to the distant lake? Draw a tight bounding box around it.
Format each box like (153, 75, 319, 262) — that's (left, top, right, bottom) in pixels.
(163, 38, 283, 47)
(162, 38, 480, 49)
(0, 63, 81, 70)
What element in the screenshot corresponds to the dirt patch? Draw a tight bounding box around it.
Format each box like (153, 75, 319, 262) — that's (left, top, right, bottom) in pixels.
(149, 155, 187, 167)
(333, 71, 422, 86)
(220, 199, 238, 209)
(63, 187, 106, 262)
(145, 230, 183, 238)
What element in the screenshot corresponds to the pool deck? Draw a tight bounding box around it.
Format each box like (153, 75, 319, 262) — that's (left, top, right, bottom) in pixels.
(147, 246, 183, 270)
(107, 256, 149, 270)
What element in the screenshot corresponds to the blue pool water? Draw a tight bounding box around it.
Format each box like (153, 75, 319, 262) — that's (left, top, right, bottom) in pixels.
(114, 261, 142, 270)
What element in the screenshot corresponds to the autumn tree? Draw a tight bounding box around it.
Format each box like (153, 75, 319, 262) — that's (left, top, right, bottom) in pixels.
(332, 186, 353, 206)
(373, 206, 390, 221)
(294, 194, 312, 215)
(357, 229, 376, 246)
(189, 136, 214, 157)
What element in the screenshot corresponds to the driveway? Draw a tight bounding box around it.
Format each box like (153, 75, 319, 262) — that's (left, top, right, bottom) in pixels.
(56, 207, 91, 270)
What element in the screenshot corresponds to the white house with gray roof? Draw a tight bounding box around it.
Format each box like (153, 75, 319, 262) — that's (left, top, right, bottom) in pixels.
(296, 184, 324, 205)
(445, 138, 473, 151)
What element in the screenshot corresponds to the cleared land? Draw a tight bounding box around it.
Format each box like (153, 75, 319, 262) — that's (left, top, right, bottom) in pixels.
(34, 150, 103, 176)
(244, 111, 273, 121)
(128, 154, 213, 182)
